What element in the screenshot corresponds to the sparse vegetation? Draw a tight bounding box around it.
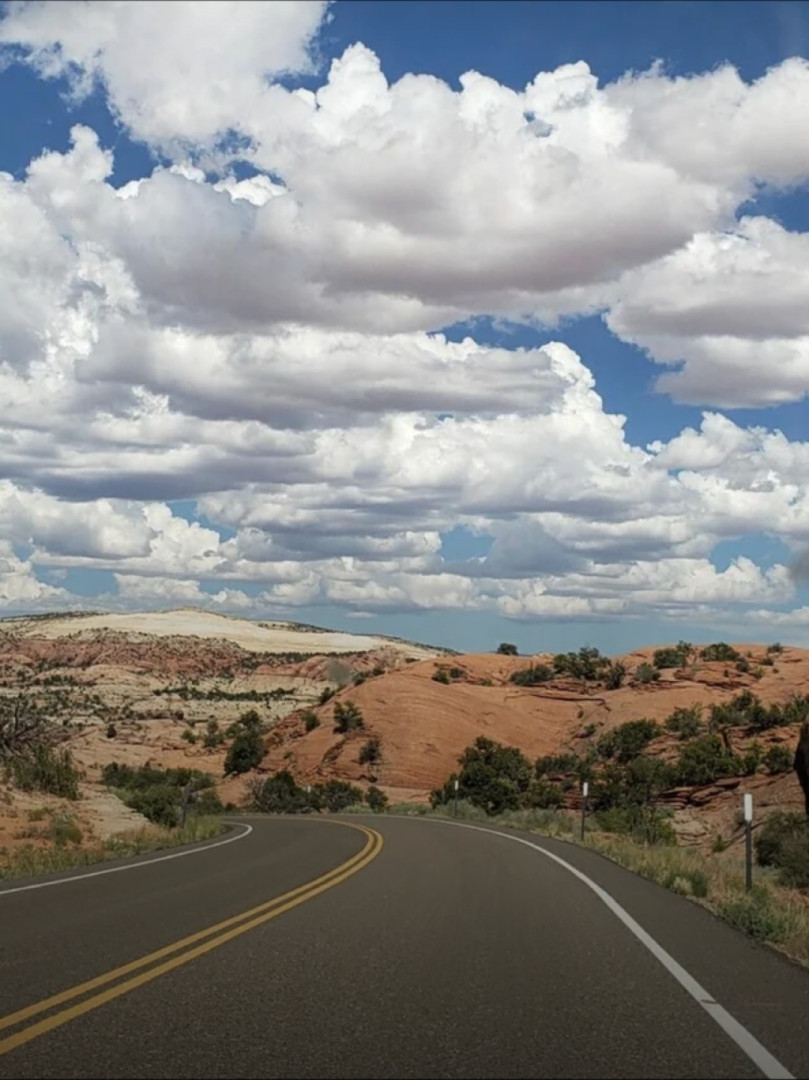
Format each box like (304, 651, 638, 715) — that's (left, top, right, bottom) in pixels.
(302, 710, 320, 732)
(764, 744, 793, 775)
(333, 700, 364, 734)
(653, 642, 693, 669)
(365, 785, 388, 812)
(358, 737, 381, 766)
(509, 664, 553, 686)
(8, 744, 81, 800)
(103, 763, 222, 826)
(700, 642, 741, 663)
(597, 719, 659, 764)
(664, 704, 702, 740)
(635, 663, 660, 684)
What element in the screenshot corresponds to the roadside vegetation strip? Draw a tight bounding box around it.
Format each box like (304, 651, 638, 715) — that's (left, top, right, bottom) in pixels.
(0, 816, 232, 892)
(0, 821, 383, 1056)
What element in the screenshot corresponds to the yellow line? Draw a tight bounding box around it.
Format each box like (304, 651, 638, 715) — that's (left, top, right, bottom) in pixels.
(0, 822, 383, 1057)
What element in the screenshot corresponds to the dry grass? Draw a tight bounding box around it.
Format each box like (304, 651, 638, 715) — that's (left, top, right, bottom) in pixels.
(0, 816, 225, 881)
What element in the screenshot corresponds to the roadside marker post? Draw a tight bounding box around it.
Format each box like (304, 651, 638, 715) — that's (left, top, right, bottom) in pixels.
(744, 792, 753, 892)
(453, 778, 459, 818)
(581, 781, 589, 841)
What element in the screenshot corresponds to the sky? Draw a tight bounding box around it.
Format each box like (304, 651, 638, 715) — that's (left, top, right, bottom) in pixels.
(0, 0, 808, 655)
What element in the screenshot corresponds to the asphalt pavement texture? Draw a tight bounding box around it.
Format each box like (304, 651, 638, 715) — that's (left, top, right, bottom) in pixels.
(1, 813, 808, 1080)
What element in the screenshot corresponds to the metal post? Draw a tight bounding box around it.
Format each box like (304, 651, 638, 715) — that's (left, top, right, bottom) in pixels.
(744, 792, 753, 892)
(180, 782, 190, 829)
(453, 777, 459, 818)
(581, 781, 589, 841)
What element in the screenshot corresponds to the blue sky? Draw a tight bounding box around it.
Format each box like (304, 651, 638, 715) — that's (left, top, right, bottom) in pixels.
(0, 0, 807, 654)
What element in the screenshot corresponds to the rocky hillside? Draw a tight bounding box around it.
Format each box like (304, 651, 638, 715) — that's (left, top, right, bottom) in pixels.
(0, 612, 806, 855)
(262, 641, 809, 845)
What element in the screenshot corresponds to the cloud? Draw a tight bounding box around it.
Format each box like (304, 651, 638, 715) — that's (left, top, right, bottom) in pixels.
(1, 13, 808, 631)
(0, 0, 330, 153)
(790, 549, 809, 584)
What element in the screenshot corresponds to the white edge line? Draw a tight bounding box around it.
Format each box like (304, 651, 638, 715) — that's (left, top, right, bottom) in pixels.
(0, 821, 253, 897)
(417, 817, 794, 1080)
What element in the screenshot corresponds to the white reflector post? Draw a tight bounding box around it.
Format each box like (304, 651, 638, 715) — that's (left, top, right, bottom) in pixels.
(454, 778, 459, 792)
(744, 792, 753, 822)
(582, 781, 589, 797)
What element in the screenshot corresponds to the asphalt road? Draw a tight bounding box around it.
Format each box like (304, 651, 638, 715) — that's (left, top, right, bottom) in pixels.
(1, 814, 808, 1080)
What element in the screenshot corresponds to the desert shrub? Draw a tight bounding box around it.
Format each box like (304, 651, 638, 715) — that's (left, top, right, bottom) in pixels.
(535, 753, 580, 777)
(700, 642, 741, 663)
(604, 662, 625, 689)
(598, 719, 659, 763)
(510, 664, 553, 686)
(224, 727, 264, 775)
(717, 887, 789, 941)
(735, 658, 750, 673)
(106, 723, 117, 739)
(126, 784, 180, 827)
(496, 643, 518, 656)
(552, 646, 610, 681)
(358, 737, 381, 766)
(674, 734, 742, 786)
(755, 811, 809, 887)
(653, 642, 692, 669)
(203, 719, 225, 749)
(318, 779, 364, 812)
(249, 770, 310, 814)
(662, 867, 709, 897)
(767, 642, 783, 655)
(763, 745, 792, 775)
(431, 736, 532, 815)
(333, 701, 364, 733)
(664, 705, 702, 740)
(635, 663, 660, 684)
(524, 780, 564, 809)
(431, 669, 451, 684)
(318, 687, 335, 705)
(365, 785, 389, 812)
(181, 729, 196, 744)
(741, 741, 764, 775)
(10, 744, 80, 799)
(595, 804, 676, 845)
(302, 710, 320, 732)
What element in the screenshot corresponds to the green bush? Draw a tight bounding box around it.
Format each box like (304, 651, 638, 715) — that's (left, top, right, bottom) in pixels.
(10, 744, 81, 799)
(365, 785, 388, 812)
(662, 867, 709, 897)
(181, 729, 196, 744)
(653, 642, 692, 669)
(598, 719, 659, 763)
(333, 700, 364, 733)
(496, 643, 518, 656)
(431, 736, 532, 816)
(318, 779, 364, 812)
(358, 737, 381, 766)
(755, 811, 809, 890)
(431, 669, 451, 684)
(767, 642, 783, 655)
(250, 771, 310, 814)
(763, 745, 792, 775)
(717, 887, 789, 941)
(700, 642, 741, 663)
(318, 687, 335, 705)
(203, 719, 225, 748)
(635, 663, 660, 684)
(302, 710, 320, 732)
(106, 723, 117, 739)
(675, 734, 742, 785)
(535, 753, 580, 777)
(510, 664, 553, 686)
(126, 784, 180, 827)
(741, 741, 764, 775)
(524, 780, 564, 809)
(595, 804, 676, 845)
(224, 727, 264, 775)
(552, 646, 611, 681)
(665, 705, 702, 740)
(604, 662, 625, 689)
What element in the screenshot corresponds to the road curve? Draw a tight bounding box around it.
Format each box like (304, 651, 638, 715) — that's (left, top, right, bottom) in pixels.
(1, 814, 808, 1080)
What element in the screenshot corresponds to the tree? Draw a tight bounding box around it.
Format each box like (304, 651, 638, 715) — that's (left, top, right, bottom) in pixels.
(496, 643, 518, 656)
(318, 779, 364, 812)
(249, 770, 309, 813)
(358, 737, 381, 766)
(365, 785, 388, 812)
(431, 736, 532, 815)
(224, 727, 264, 775)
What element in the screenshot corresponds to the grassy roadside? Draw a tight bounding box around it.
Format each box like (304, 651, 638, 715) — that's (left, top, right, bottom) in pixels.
(0, 815, 226, 882)
(381, 801, 809, 967)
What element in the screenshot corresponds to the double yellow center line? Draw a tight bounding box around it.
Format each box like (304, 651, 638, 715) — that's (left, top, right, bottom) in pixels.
(0, 821, 383, 1058)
